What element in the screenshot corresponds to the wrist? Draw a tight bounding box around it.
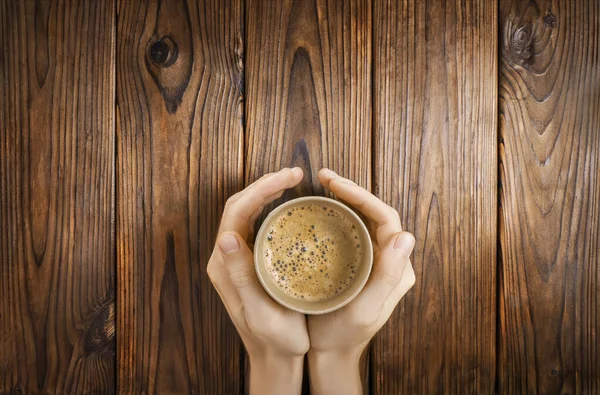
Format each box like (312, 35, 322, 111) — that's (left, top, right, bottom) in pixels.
(249, 352, 304, 395)
(307, 348, 363, 395)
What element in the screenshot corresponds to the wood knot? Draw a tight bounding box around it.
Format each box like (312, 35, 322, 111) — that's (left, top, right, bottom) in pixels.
(512, 25, 532, 52)
(234, 40, 244, 72)
(507, 23, 534, 65)
(543, 11, 557, 28)
(84, 301, 115, 356)
(147, 36, 178, 68)
(144, 32, 191, 113)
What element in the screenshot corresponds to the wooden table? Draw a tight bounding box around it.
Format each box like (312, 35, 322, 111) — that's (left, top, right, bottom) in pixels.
(1, 0, 599, 393)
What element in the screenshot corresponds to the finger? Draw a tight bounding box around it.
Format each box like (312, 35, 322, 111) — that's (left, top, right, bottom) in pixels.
(318, 168, 402, 244)
(246, 189, 287, 241)
(391, 261, 416, 302)
(376, 261, 417, 325)
(248, 189, 286, 227)
(219, 167, 303, 239)
(217, 231, 272, 309)
(350, 231, 416, 320)
(207, 251, 243, 318)
(318, 168, 395, 226)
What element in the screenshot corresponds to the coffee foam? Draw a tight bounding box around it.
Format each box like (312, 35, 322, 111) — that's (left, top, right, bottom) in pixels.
(262, 203, 363, 302)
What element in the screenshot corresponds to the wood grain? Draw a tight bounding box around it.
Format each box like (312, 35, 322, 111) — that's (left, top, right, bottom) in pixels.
(116, 0, 244, 393)
(372, 0, 498, 393)
(0, 0, 116, 393)
(245, 0, 371, 392)
(499, 0, 600, 393)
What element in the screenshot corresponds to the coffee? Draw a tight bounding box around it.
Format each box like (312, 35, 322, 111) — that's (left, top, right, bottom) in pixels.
(261, 202, 364, 302)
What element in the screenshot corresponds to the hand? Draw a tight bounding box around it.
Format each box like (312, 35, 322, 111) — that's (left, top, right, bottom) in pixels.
(307, 169, 416, 395)
(207, 167, 309, 395)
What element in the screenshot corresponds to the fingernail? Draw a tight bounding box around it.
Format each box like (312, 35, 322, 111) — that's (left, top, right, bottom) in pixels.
(218, 234, 240, 254)
(324, 168, 337, 177)
(394, 232, 415, 254)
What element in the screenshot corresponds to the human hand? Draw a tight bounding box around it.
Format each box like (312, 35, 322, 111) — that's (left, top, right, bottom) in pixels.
(207, 167, 309, 395)
(307, 168, 416, 395)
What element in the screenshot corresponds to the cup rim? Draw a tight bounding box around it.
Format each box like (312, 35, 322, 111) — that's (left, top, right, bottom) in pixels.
(254, 196, 373, 315)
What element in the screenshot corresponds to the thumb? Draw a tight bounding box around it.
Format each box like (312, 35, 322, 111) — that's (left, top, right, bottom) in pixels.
(217, 232, 264, 305)
(352, 231, 416, 314)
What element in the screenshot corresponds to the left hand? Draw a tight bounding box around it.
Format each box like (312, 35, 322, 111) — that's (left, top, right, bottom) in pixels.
(207, 167, 309, 395)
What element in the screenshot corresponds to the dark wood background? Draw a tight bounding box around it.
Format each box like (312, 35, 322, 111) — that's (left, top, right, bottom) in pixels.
(1, 0, 598, 394)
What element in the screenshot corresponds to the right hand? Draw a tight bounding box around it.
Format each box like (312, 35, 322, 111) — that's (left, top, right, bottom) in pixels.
(307, 168, 417, 395)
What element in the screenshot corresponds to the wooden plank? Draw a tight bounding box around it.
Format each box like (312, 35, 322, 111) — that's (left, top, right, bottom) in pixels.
(498, 0, 600, 393)
(116, 0, 244, 393)
(372, 0, 498, 393)
(0, 0, 116, 393)
(245, 0, 371, 393)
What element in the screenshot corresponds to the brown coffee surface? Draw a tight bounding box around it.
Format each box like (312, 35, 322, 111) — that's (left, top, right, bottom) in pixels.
(262, 202, 363, 302)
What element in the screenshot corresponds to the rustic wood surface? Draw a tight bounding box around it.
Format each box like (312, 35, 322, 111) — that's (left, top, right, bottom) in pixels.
(1, 0, 599, 393)
(372, 0, 498, 393)
(245, 0, 371, 393)
(498, 0, 600, 393)
(0, 0, 116, 393)
(116, 0, 244, 393)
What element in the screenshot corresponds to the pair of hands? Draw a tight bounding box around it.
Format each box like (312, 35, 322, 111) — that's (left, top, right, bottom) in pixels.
(207, 168, 416, 395)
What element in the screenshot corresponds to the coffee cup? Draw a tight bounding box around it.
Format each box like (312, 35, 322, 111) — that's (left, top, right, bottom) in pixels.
(254, 196, 373, 314)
